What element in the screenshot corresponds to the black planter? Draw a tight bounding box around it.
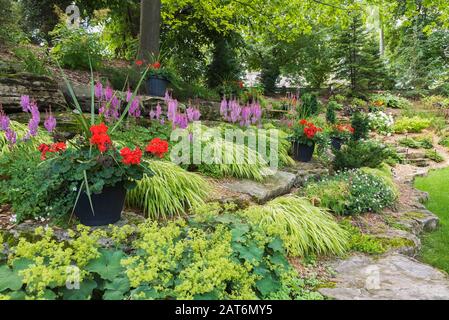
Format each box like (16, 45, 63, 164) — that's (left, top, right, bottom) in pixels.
(331, 137, 344, 151)
(146, 76, 169, 97)
(74, 183, 126, 227)
(293, 141, 315, 163)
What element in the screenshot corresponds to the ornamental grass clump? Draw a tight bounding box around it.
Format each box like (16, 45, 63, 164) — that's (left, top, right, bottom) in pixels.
(126, 160, 209, 220)
(242, 195, 349, 257)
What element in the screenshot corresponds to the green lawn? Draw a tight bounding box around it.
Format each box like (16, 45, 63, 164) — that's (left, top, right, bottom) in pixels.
(415, 168, 449, 274)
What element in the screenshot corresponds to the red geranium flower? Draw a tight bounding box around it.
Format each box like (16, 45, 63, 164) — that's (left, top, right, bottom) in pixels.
(38, 142, 67, 160)
(299, 119, 308, 126)
(135, 60, 143, 67)
(120, 147, 142, 165)
(151, 61, 161, 70)
(145, 138, 169, 158)
(90, 123, 111, 153)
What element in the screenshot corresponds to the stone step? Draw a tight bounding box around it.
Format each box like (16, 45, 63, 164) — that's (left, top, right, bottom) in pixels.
(222, 171, 296, 204)
(319, 253, 449, 300)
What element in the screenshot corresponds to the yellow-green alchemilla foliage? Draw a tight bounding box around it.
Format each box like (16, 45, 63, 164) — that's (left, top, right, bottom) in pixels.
(0, 214, 324, 300)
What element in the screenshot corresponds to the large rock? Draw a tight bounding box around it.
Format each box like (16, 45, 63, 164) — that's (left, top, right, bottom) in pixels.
(222, 171, 296, 203)
(0, 73, 66, 112)
(283, 160, 329, 187)
(319, 253, 449, 300)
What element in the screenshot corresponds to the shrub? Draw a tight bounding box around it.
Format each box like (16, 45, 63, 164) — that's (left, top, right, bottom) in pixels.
(399, 136, 433, 149)
(242, 196, 349, 257)
(12, 47, 49, 76)
(333, 140, 392, 170)
(331, 94, 346, 104)
(299, 93, 319, 117)
(326, 101, 338, 124)
(0, 147, 73, 223)
(50, 22, 104, 70)
(425, 150, 445, 163)
(367, 111, 394, 136)
(351, 111, 370, 141)
(339, 220, 386, 254)
(304, 169, 397, 215)
(369, 93, 412, 110)
(126, 160, 209, 220)
(393, 116, 432, 133)
(439, 136, 449, 148)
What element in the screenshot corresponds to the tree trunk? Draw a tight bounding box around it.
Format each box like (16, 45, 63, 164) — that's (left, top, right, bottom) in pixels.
(139, 0, 161, 61)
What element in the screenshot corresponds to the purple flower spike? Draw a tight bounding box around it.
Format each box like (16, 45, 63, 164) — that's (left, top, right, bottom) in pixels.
(0, 111, 10, 131)
(5, 128, 17, 145)
(20, 95, 30, 112)
(104, 86, 114, 101)
(44, 112, 57, 133)
(94, 82, 103, 99)
(126, 88, 133, 103)
(155, 103, 162, 120)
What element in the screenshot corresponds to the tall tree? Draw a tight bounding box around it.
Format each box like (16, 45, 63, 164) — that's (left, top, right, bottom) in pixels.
(139, 0, 161, 60)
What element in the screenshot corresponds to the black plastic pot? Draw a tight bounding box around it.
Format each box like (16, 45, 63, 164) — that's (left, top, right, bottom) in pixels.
(74, 183, 126, 226)
(331, 137, 344, 151)
(293, 141, 315, 163)
(146, 75, 169, 97)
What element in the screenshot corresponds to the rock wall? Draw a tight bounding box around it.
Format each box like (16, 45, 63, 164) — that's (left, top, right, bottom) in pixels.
(0, 73, 66, 113)
(60, 83, 222, 121)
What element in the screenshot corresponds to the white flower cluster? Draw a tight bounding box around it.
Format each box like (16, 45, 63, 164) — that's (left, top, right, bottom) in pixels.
(368, 111, 395, 136)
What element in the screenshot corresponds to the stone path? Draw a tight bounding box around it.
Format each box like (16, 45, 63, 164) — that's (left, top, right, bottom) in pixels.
(319, 149, 449, 300)
(320, 253, 449, 300)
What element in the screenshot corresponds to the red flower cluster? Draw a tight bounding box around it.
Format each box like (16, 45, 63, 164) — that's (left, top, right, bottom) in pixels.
(120, 147, 142, 165)
(336, 124, 355, 134)
(150, 61, 161, 70)
(90, 123, 111, 153)
(135, 60, 143, 67)
(38, 142, 66, 160)
(145, 138, 169, 158)
(299, 120, 322, 139)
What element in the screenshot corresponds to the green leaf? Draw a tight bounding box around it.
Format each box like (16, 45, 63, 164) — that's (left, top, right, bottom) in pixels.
(194, 290, 219, 300)
(231, 223, 250, 242)
(41, 289, 57, 300)
(256, 274, 281, 297)
(0, 265, 23, 292)
(232, 241, 264, 263)
(130, 286, 159, 300)
(62, 279, 97, 300)
(270, 252, 289, 268)
(85, 249, 126, 281)
(268, 237, 284, 253)
(104, 277, 130, 293)
(12, 258, 33, 271)
(103, 290, 126, 300)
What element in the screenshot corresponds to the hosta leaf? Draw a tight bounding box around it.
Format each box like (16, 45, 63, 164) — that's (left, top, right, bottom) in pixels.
(85, 249, 126, 281)
(0, 265, 23, 292)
